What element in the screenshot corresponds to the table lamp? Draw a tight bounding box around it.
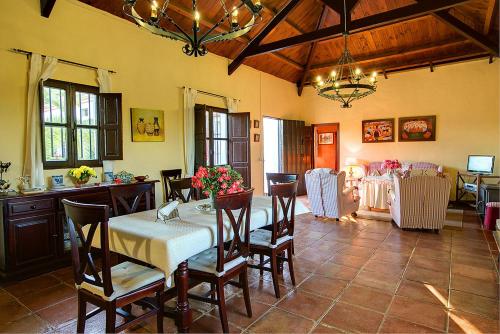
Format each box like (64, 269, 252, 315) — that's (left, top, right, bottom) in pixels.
(344, 157, 365, 179)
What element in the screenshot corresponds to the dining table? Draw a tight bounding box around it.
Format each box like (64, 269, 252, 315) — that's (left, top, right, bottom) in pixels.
(88, 195, 310, 332)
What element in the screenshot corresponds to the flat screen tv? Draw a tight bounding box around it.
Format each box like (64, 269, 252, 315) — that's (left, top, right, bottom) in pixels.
(467, 155, 495, 174)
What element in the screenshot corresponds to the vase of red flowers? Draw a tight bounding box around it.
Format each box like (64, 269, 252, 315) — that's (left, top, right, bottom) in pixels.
(382, 159, 401, 176)
(191, 166, 244, 210)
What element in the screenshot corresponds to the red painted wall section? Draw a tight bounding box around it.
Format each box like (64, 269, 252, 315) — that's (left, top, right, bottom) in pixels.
(315, 124, 338, 170)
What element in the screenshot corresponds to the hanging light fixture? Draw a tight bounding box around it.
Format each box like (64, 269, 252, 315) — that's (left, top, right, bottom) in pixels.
(123, 0, 263, 57)
(314, 0, 377, 108)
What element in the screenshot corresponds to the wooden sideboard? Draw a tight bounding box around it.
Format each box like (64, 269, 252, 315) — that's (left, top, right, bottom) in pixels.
(0, 181, 158, 280)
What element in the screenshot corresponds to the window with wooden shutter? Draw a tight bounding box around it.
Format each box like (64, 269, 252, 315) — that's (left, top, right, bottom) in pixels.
(40, 80, 123, 168)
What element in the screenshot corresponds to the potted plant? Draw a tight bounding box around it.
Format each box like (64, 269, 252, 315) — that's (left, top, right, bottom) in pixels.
(68, 166, 97, 187)
(191, 166, 244, 209)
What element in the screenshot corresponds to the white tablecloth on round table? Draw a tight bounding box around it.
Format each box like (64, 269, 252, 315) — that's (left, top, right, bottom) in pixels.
(360, 175, 393, 210)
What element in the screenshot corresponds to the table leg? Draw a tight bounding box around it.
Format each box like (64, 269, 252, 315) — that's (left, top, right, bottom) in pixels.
(176, 261, 192, 333)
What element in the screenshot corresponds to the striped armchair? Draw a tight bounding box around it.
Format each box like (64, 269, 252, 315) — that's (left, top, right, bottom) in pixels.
(305, 169, 359, 219)
(389, 175, 451, 230)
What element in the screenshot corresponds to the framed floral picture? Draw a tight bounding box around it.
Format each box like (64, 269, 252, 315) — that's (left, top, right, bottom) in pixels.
(318, 132, 334, 145)
(362, 118, 395, 143)
(131, 108, 165, 142)
(398, 115, 436, 142)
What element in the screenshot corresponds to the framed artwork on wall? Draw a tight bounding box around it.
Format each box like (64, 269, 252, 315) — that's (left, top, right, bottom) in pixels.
(253, 120, 260, 128)
(131, 108, 165, 142)
(398, 115, 436, 142)
(254, 133, 260, 142)
(318, 132, 334, 145)
(362, 118, 395, 143)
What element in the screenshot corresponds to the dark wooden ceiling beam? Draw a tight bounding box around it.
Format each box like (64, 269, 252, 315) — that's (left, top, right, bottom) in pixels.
(261, 4, 305, 35)
(40, 0, 56, 18)
(246, 0, 469, 56)
(297, 5, 329, 96)
(228, 0, 301, 75)
(483, 0, 498, 34)
(432, 11, 499, 56)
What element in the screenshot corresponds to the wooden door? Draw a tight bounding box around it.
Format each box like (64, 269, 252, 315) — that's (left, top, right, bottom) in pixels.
(229, 112, 251, 187)
(8, 214, 57, 268)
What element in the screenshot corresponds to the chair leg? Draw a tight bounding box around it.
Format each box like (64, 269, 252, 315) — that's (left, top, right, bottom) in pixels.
(270, 250, 281, 299)
(291, 239, 295, 255)
(259, 254, 264, 276)
(156, 291, 164, 333)
(216, 281, 229, 333)
(240, 267, 252, 318)
(76, 293, 86, 334)
(210, 283, 216, 301)
(287, 243, 296, 286)
(105, 302, 117, 333)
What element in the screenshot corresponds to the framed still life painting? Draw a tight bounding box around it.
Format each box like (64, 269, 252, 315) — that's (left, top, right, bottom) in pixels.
(318, 132, 334, 145)
(398, 115, 436, 142)
(362, 118, 395, 143)
(131, 108, 165, 142)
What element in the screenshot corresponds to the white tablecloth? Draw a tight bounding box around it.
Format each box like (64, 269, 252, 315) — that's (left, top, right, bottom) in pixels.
(88, 196, 309, 286)
(360, 175, 393, 210)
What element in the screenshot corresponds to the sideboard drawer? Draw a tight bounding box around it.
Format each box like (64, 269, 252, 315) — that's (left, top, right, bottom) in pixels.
(8, 198, 55, 216)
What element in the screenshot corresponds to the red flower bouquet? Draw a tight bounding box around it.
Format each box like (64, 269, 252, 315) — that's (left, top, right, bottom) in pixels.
(382, 159, 401, 172)
(191, 166, 244, 199)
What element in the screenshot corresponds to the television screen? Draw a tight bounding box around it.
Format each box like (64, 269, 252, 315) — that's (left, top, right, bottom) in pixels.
(467, 155, 495, 174)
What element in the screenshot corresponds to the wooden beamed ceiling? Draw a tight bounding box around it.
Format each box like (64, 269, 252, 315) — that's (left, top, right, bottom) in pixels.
(79, 0, 499, 94)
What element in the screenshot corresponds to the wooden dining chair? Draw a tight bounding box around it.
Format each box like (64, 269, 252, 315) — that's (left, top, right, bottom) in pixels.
(248, 181, 298, 298)
(161, 169, 182, 202)
(266, 173, 299, 196)
(169, 177, 196, 203)
(109, 183, 152, 216)
(186, 189, 254, 333)
(61, 199, 165, 334)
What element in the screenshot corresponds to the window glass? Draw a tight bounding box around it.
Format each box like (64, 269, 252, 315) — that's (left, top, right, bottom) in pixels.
(213, 139, 228, 165)
(77, 128, 99, 161)
(44, 126, 68, 161)
(213, 112, 228, 138)
(75, 92, 97, 126)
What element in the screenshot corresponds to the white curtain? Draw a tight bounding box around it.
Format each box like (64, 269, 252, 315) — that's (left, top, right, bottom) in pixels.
(183, 87, 198, 176)
(225, 96, 238, 113)
(23, 54, 58, 188)
(97, 68, 112, 93)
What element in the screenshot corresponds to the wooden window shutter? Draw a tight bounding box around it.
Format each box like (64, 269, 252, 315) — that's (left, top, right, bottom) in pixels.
(99, 93, 123, 160)
(194, 104, 207, 171)
(228, 112, 251, 187)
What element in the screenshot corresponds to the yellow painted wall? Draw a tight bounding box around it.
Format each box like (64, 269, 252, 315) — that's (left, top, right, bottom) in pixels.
(0, 0, 304, 204)
(300, 59, 500, 199)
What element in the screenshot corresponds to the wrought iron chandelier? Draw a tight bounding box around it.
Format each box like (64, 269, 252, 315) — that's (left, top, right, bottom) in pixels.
(314, 0, 377, 108)
(123, 0, 263, 57)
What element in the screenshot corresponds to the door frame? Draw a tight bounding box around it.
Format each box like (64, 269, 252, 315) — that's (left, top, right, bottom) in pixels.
(312, 122, 340, 171)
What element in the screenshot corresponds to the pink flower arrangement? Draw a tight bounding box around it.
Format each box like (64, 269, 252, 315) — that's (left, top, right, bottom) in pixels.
(382, 159, 402, 171)
(192, 166, 244, 198)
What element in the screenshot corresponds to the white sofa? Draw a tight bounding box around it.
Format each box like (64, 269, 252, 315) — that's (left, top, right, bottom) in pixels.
(305, 169, 359, 219)
(389, 175, 451, 230)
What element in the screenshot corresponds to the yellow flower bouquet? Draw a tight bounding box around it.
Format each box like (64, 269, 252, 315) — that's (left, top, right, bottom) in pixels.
(68, 166, 97, 187)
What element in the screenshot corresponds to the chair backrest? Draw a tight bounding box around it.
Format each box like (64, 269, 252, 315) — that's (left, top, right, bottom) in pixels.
(62, 199, 114, 297)
(368, 161, 384, 175)
(161, 169, 182, 201)
(214, 189, 253, 273)
(266, 173, 299, 196)
(109, 183, 152, 216)
(169, 177, 195, 203)
(269, 181, 298, 245)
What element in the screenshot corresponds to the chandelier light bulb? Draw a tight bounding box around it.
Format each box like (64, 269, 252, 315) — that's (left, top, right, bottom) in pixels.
(232, 7, 239, 24)
(330, 70, 337, 78)
(150, 0, 158, 19)
(319, 80, 325, 87)
(334, 82, 340, 88)
(371, 71, 377, 78)
(316, 75, 322, 82)
(255, 0, 261, 6)
(369, 77, 376, 83)
(355, 68, 361, 75)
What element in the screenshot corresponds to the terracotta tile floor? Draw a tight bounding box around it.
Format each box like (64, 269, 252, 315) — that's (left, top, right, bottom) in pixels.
(0, 211, 498, 333)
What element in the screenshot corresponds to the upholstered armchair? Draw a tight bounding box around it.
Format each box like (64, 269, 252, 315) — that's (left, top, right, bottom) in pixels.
(305, 169, 359, 219)
(389, 175, 451, 230)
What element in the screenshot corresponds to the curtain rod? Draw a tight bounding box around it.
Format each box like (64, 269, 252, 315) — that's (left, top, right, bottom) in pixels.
(181, 86, 240, 102)
(9, 48, 117, 74)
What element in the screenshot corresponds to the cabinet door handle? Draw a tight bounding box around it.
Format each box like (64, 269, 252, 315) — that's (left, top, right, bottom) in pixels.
(30, 205, 37, 209)
(52, 234, 58, 238)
